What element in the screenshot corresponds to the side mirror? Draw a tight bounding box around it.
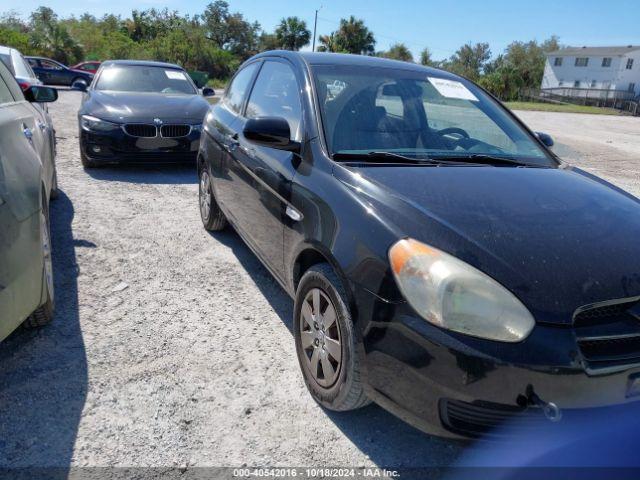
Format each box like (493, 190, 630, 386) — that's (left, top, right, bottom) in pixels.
(535, 131, 554, 148)
(23, 85, 58, 103)
(243, 117, 300, 153)
(202, 87, 215, 97)
(71, 80, 88, 92)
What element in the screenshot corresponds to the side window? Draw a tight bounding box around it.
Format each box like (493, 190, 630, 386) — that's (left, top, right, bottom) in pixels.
(224, 63, 259, 114)
(27, 58, 38, 68)
(375, 84, 404, 118)
(40, 59, 63, 70)
(246, 61, 302, 141)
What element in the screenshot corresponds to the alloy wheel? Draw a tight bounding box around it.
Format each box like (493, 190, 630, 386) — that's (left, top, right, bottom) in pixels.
(41, 209, 54, 299)
(299, 288, 342, 388)
(199, 169, 211, 222)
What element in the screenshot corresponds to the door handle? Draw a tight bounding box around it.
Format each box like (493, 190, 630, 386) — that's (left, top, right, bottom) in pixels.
(37, 120, 47, 131)
(23, 126, 33, 141)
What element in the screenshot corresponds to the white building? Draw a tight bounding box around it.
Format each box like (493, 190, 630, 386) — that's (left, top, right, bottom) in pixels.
(541, 46, 640, 98)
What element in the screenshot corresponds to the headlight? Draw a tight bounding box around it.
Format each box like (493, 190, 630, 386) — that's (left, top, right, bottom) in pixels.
(81, 115, 119, 132)
(389, 238, 534, 342)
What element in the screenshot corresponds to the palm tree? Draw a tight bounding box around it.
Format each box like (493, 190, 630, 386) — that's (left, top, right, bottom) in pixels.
(334, 16, 375, 55)
(317, 33, 340, 53)
(275, 16, 310, 51)
(380, 43, 413, 62)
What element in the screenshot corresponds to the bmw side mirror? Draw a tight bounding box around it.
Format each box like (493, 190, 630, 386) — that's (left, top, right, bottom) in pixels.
(202, 87, 215, 97)
(243, 117, 301, 153)
(71, 80, 88, 92)
(23, 85, 58, 103)
(535, 131, 554, 148)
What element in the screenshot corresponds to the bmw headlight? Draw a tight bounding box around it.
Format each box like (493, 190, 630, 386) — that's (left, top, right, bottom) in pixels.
(389, 238, 534, 342)
(81, 115, 119, 132)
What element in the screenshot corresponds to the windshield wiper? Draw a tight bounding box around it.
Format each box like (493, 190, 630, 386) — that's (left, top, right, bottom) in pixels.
(333, 151, 441, 165)
(428, 154, 538, 167)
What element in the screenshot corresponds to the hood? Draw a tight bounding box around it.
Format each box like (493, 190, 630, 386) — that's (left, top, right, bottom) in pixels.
(83, 91, 210, 124)
(336, 164, 640, 324)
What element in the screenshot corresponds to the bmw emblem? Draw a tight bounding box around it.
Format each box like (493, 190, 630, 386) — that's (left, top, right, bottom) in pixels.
(153, 118, 163, 126)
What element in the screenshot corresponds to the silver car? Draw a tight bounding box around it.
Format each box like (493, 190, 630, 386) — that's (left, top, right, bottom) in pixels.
(0, 60, 59, 341)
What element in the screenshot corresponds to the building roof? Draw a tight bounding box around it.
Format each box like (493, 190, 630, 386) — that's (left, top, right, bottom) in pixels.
(547, 46, 640, 56)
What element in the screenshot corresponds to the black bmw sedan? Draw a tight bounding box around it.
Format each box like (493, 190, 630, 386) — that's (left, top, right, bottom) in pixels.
(76, 60, 214, 168)
(198, 51, 640, 439)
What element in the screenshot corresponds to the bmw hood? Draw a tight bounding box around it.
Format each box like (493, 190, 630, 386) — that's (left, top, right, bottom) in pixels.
(83, 91, 210, 124)
(336, 165, 640, 324)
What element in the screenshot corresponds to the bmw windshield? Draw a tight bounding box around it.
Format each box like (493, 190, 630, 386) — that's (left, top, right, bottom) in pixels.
(312, 65, 556, 167)
(95, 65, 197, 95)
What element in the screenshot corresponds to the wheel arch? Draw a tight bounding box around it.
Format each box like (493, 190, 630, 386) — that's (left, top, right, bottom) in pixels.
(291, 244, 359, 323)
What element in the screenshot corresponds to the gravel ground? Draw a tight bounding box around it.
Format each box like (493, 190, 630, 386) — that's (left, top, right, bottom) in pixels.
(0, 92, 639, 470)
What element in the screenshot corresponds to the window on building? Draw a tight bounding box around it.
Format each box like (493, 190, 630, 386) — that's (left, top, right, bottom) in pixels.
(554, 57, 563, 67)
(591, 80, 597, 88)
(629, 83, 636, 93)
(602, 57, 612, 67)
(558, 80, 564, 87)
(575, 58, 589, 67)
(574, 80, 581, 88)
(627, 59, 634, 70)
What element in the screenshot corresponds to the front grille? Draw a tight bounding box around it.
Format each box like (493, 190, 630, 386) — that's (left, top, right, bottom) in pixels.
(440, 399, 547, 437)
(160, 124, 190, 138)
(124, 124, 157, 137)
(579, 335, 640, 363)
(574, 298, 640, 369)
(574, 300, 639, 327)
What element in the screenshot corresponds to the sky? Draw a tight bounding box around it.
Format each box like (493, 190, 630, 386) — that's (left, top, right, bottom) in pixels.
(7, 0, 640, 60)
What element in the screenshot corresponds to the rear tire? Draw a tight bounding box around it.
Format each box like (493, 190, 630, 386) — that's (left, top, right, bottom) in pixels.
(49, 167, 59, 200)
(24, 196, 54, 328)
(294, 263, 370, 411)
(71, 77, 87, 88)
(199, 163, 227, 231)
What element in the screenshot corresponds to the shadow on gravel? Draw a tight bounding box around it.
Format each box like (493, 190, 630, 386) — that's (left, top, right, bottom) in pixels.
(84, 164, 197, 185)
(208, 228, 463, 467)
(0, 191, 88, 469)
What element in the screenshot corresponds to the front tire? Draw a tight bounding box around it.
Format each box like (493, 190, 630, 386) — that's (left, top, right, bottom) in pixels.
(24, 196, 55, 328)
(294, 263, 370, 411)
(199, 163, 227, 231)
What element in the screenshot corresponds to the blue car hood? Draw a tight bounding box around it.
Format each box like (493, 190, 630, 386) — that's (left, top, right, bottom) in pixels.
(336, 164, 640, 324)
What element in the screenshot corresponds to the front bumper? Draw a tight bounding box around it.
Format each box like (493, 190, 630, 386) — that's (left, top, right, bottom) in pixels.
(356, 287, 640, 439)
(80, 126, 200, 164)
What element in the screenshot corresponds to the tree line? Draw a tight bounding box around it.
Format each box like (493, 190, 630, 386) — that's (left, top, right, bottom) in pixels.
(0, 3, 559, 99)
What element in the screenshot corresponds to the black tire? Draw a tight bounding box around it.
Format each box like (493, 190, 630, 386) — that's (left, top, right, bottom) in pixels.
(49, 167, 59, 200)
(294, 263, 370, 411)
(71, 77, 87, 88)
(24, 196, 54, 328)
(198, 162, 227, 231)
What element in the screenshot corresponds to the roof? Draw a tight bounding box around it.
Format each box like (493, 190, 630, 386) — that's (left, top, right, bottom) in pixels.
(0, 45, 16, 55)
(252, 50, 452, 77)
(547, 46, 640, 56)
(101, 60, 184, 70)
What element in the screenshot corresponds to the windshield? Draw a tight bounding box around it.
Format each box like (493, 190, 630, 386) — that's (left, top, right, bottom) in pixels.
(95, 65, 197, 94)
(312, 65, 555, 167)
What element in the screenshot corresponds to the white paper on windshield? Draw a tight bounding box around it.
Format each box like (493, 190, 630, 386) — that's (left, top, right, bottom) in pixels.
(427, 77, 478, 101)
(165, 70, 187, 80)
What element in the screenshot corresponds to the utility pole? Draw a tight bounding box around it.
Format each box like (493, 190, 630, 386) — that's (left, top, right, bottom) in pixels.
(312, 6, 321, 52)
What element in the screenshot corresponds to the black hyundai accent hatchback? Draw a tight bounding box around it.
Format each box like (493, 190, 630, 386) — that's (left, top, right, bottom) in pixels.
(198, 51, 640, 439)
(76, 60, 214, 168)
